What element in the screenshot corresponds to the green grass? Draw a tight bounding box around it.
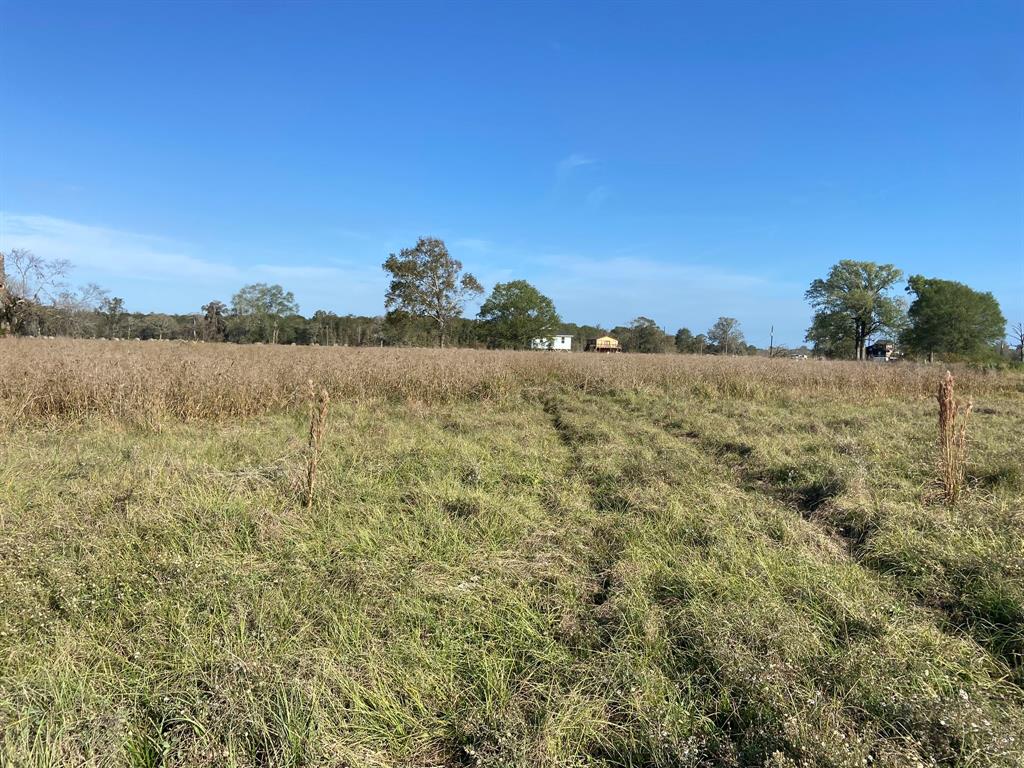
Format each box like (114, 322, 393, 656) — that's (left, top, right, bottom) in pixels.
(2, 376, 1022, 766)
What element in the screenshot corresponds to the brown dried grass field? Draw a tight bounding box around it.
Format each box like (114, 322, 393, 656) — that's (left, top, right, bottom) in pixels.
(2, 338, 1019, 424)
(1, 338, 1023, 767)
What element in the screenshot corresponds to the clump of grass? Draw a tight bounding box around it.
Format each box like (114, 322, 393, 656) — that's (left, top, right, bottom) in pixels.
(938, 370, 972, 504)
(304, 381, 330, 509)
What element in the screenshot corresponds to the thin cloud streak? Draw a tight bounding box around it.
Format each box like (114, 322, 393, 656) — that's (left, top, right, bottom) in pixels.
(475, 245, 809, 346)
(0, 212, 385, 314)
(555, 153, 596, 183)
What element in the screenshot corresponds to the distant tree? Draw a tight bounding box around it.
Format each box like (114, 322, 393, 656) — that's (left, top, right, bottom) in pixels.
(902, 276, 1006, 362)
(1010, 322, 1024, 363)
(707, 316, 744, 355)
(202, 300, 228, 341)
(309, 310, 336, 346)
(382, 237, 483, 347)
(478, 280, 560, 349)
(805, 261, 905, 360)
(625, 316, 669, 353)
(674, 327, 695, 353)
(0, 251, 8, 335)
(47, 283, 107, 337)
(805, 311, 856, 359)
(1, 248, 71, 335)
(99, 296, 126, 338)
(142, 313, 178, 340)
(276, 313, 312, 345)
(230, 283, 299, 343)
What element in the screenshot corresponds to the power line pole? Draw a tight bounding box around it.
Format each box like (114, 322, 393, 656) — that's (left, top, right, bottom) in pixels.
(769, 325, 774, 358)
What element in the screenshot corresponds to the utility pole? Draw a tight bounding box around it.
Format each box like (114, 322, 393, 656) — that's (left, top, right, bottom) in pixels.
(769, 325, 774, 358)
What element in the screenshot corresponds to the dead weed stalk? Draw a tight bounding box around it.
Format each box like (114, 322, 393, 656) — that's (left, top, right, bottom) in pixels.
(937, 370, 972, 505)
(304, 381, 330, 509)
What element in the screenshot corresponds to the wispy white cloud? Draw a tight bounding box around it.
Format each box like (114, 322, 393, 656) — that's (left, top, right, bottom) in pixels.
(555, 153, 596, 182)
(512, 251, 808, 345)
(1, 212, 237, 282)
(0, 212, 385, 314)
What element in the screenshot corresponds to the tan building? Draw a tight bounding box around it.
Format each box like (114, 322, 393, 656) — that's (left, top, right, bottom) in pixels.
(585, 335, 620, 352)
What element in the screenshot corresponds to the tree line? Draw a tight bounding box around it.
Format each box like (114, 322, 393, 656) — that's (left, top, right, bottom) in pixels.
(805, 259, 1017, 362)
(2, 244, 1021, 362)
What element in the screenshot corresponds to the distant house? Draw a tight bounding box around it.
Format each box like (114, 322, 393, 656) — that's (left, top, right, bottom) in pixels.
(866, 340, 897, 362)
(585, 335, 620, 352)
(531, 333, 573, 351)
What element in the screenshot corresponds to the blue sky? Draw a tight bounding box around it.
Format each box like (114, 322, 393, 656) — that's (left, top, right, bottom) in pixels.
(1, 0, 1021, 346)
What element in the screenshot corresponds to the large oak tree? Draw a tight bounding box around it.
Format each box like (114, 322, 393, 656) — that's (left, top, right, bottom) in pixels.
(805, 260, 905, 360)
(383, 237, 482, 347)
(478, 280, 560, 349)
(902, 276, 1005, 361)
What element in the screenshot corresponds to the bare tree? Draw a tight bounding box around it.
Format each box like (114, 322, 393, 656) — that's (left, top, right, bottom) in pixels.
(50, 283, 108, 337)
(1012, 322, 1024, 363)
(0, 249, 71, 334)
(0, 251, 9, 334)
(4, 249, 70, 303)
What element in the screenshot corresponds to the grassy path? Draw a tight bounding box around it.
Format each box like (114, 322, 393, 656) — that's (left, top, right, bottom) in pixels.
(544, 391, 1024, 766)
(1, 387, 1022, 766)
(618, 390, 1024, 687)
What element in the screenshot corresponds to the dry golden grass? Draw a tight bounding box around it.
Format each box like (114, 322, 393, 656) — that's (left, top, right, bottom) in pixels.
(3, 338, 1020, 426)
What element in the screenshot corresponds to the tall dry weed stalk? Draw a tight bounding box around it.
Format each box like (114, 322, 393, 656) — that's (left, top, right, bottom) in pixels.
(937, 371, 972, 504)
(304, 381, 330, 509)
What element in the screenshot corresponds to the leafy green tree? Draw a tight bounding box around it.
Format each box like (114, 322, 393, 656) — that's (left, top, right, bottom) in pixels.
(201, 300, 228, 341)
(707, 316, 744, 355)
(277, 313, 312, 345)
(626, 316, 670, 353)
(99, 296, 125, 338)
(674, 327, 697, 353)
(230, 283, 299, 343)
(902, 276, 1006, 362)
(383, 237, 483, 347)
(141, 313, 179, 340)
(805, 261, 905, 360)
(478, 280, 560, 349)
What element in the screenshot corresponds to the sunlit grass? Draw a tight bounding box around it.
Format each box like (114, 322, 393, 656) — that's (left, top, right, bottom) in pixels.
(1, 340, 1021, 766)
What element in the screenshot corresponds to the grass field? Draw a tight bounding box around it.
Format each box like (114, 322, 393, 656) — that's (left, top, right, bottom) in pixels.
(2, 339, 1023, 767)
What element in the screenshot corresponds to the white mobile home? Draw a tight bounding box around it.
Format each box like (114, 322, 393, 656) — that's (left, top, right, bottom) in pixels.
(531, 334, 573, 351)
